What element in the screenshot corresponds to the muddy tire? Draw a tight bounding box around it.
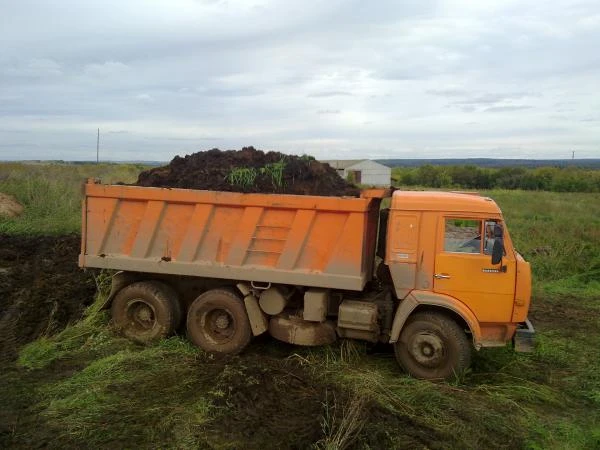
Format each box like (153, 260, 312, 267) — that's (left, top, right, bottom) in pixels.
(186, 288, 251, 354)
(394, 312, 471, 380)
(111, 281, 181, 343)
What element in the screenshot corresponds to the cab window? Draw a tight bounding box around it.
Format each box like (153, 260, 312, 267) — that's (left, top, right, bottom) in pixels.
(483, 220, 497, 255)
(444, 218, 481, 253)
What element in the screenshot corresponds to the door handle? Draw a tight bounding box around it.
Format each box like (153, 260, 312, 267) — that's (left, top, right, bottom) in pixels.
(434, 273, 451, 279)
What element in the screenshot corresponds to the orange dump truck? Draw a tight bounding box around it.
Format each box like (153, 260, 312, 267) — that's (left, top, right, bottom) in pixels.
(80, 180, 534, 379)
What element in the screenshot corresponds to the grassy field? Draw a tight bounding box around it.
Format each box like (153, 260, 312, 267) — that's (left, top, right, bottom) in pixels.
(1, 163, 599, 449)
(0, 162, 143, 234)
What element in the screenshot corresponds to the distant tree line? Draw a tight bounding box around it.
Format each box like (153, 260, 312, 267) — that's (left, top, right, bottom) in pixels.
(379, 158, 600, 169)
(392, 165, 600, 192)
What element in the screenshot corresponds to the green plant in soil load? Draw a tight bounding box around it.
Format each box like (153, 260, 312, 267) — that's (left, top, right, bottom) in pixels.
(261, 158, 286, 188)
(226, 167, 258, 188)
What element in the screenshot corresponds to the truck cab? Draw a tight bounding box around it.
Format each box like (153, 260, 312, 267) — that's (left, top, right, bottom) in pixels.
(383, 191, 534, 378)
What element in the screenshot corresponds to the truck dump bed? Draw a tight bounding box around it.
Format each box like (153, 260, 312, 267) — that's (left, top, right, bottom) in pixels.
(79, 181, 387, 290)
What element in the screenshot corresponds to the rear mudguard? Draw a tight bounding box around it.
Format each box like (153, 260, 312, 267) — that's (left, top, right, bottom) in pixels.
(100, 271, 141, 310)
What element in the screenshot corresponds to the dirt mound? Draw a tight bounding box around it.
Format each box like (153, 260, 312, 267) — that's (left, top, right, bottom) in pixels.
(0, 193, 23, 217)
(0, 234, 96, 363)
(135, 146, 361, 197)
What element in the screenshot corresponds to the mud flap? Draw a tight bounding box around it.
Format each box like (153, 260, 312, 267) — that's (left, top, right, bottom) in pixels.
(102, 271, 140, 309)
(513, 318, 535, 353)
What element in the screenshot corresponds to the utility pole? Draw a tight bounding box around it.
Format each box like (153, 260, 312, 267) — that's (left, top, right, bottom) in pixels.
(96, 128, 100, 164)
(572, 150, 575, 160)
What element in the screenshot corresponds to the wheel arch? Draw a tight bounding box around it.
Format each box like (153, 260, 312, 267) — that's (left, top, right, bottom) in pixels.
(389, 290, 482, 349)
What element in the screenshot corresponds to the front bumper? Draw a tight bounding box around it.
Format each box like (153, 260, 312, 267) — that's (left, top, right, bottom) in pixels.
(513, 318, 535, 352)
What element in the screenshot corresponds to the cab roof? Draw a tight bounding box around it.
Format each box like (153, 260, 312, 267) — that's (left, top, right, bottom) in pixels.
(391, 190, 502, 215)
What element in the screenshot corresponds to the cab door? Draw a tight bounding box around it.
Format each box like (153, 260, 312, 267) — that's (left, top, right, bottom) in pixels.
(433, 216, 516, 323)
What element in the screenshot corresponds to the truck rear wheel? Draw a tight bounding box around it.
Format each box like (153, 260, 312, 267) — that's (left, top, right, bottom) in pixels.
(111, 281, 182, 343)
(186, 288, 251, 354)
(394, 312, 471, 380)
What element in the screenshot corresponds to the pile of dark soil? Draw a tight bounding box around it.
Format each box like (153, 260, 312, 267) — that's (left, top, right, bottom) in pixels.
(135, 146, 361, 197)
(0, 234, 96, 363)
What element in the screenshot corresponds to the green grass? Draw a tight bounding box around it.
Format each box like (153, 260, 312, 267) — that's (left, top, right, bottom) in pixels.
(1, 165, 599, 448)
(39, 340, 213, 446)
(483, 190, 600, 298)
(6, 292, 599, 448)
(0, 162, 143, 234)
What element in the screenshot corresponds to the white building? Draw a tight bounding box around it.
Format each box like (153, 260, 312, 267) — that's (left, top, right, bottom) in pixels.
(321, 159, 391, 186)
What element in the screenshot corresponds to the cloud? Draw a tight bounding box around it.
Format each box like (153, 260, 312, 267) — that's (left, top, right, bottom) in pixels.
(0, 0, 599, 160)
(307, 91, 353, 98)
(2, 58, 62, 78)
(135, 93, 155, 103)
(426, 88, 469, 97)
(445, 91, 539, 113)
(83, 61, 130, 77)
(484, 105, 533, 112)
(578, 14, 600, 29)
(450, 92, 534, 106)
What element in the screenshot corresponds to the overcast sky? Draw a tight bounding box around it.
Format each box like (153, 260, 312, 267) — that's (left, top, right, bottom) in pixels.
(1, 0, 599, 161)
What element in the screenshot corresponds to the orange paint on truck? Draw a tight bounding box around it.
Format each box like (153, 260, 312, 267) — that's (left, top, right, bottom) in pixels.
(80, 181, 383, 290)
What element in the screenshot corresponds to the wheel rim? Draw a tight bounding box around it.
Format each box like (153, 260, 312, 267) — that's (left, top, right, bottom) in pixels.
(126, 299, 157, 332)
(407, 331, 446, 368)
(200, 307, 236, 344)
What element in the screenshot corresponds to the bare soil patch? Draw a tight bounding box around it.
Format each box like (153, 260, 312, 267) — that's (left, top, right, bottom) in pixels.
(0, 192, 23, 217)
(0, 234, 96, 363)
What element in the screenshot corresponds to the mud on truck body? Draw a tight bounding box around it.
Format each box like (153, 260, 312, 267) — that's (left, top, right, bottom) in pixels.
(79, 180, 534, 380)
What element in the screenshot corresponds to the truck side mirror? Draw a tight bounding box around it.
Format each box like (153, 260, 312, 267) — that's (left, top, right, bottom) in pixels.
(491, 224, 504, 265)
(491, 239, 503, 265)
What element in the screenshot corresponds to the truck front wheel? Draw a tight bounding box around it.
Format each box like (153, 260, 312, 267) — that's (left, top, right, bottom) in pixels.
(394, 312, 471, 380)
(111, 281, 182, 343)
(186, 288, 252, 354)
